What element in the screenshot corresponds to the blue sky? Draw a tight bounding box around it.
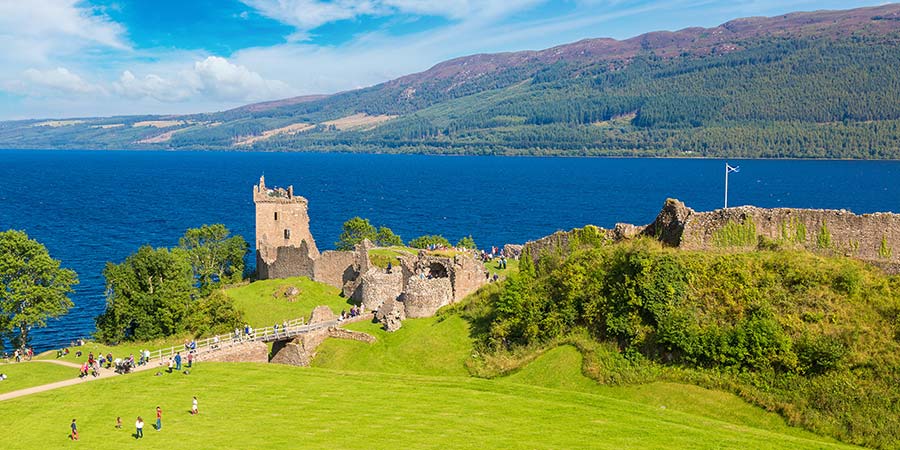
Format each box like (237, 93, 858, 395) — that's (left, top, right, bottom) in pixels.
(0, 0, 889, 119)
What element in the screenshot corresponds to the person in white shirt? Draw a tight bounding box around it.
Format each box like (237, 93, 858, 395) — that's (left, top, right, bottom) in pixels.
(192, 396, 199, 415)
(135, 417, 144, 439)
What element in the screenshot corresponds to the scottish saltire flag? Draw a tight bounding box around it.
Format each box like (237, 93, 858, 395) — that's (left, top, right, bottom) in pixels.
(726, 163, 740, 173)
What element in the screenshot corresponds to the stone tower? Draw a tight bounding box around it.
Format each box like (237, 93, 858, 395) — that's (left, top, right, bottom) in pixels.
(253, 176, 319, 279)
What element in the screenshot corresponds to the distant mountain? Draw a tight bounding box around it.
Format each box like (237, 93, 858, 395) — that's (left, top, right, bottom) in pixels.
(4, 3, 900, 158)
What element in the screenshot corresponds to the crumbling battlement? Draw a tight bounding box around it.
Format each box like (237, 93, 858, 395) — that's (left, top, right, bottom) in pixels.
(523, 198, 900, 267)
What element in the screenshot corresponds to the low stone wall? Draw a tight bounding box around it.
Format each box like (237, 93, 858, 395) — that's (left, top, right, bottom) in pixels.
(197, 341, 269, 363)
(680, 205, 900, 263)
(327, 327, 376, 344)
(403, 277, 453, 318)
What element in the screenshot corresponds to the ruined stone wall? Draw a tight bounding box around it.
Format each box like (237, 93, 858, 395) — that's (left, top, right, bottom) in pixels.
(680, 205, 900, 263)
(449, 254, 487, 302)
(523, 226, 617, 265)
(255, 242, 315, 280)
(403, 277, 453, 318)
(358, 268, 403, 311)
(313, 250, 358, 289)
(197, 341, 268, 363)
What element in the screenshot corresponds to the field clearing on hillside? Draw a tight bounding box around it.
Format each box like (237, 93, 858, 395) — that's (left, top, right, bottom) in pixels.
(225, 276, 350, 325)
(0, 362, 75, 394)
(234, 122, 313, 146)
(0, 362, 850, 449)
(322, 113, 396, 130)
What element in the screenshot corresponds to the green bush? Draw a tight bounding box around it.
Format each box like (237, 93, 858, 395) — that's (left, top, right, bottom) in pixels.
(409, 234, 451, 249)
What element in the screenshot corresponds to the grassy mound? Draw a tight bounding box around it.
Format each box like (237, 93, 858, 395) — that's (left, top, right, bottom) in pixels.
(312, 316, 471, 377)
(225, 276, 350, 326)
(0, 362, 851, 449)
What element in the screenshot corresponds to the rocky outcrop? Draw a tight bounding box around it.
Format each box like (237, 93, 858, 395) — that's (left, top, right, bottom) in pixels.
(375, 297, 406, 332)
(642, 198, 695, 246)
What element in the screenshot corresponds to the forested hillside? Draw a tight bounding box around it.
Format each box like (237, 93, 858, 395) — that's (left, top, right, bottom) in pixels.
(4, 4, 900, 158)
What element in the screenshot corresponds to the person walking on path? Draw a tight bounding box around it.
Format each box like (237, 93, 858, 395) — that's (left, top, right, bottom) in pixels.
(135, 417, 144, 439)
(191, 396, 198, 415)
(174, 352, 182, 371)
(155, 406, 162, 431)
(70, 418, 78, 441)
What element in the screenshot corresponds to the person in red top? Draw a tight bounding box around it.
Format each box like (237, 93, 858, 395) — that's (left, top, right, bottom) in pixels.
(155, 406, 162, 431)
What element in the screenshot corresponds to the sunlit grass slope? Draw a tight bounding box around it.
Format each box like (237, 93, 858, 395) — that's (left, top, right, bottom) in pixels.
(312, 316, 471, 377)
(225, 276, 350, 326)
(0, 362, 851, 450)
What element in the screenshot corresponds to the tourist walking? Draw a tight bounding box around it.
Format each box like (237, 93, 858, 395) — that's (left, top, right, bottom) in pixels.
(116, 416, 122, 429)
(70, 418, 78, 441)
(187, 352, 193, 368)
(191, 396, 198, 415)
(156, 406, 162, 431)
(135, 417, 144, 439)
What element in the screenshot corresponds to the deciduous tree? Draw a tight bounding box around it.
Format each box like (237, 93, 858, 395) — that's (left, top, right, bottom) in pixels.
(0, 230, 78, 349)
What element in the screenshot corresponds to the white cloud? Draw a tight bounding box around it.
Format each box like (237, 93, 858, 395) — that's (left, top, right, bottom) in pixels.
(240, 0, 544, 39)
(0, 0, 128, 64)
(22, 67, 106, 94)
(113, 56, 295, 103)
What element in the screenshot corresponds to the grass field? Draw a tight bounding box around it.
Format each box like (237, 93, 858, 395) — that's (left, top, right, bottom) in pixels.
(1, 276, 856, 448)
(0, 362, 75, 394)
(225, 276, 350, 326)
(0, 361, 851, 449)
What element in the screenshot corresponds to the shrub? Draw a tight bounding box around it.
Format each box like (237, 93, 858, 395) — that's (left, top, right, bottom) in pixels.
(409, 234, 451, 249)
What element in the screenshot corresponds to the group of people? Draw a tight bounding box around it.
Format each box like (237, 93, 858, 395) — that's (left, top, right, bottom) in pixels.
(165, 351, 191, 373)
(339, 304, 365, 321)
(70, 398, 199, 441)
(7, 347, 34, 362)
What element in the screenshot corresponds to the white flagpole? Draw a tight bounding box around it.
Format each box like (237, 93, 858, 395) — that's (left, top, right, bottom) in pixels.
(724, 162, 729, 209)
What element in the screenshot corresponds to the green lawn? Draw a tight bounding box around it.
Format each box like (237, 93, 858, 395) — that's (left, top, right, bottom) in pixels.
(501, 346, 837, 444)
(0, 362, 852, 449)
(0, 362, 76, 394)
(225, 276, 351, 326)
(368, 246, 416, 269)
(312, 316, 472, 377)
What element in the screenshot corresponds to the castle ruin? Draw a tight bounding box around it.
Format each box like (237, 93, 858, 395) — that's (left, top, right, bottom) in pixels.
(253, 177, 487, 329)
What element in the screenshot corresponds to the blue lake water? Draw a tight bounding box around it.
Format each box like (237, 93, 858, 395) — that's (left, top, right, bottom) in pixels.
(1, 149, 899, 352)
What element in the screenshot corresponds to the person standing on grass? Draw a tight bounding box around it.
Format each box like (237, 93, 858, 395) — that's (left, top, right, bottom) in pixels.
(70, 418, 78, 441)
(192, 396, 198, 415)
(175, 352, 182, 371)
(156, 406, 162, 431)
(187, 352, 193, 368)
(116, 416, 122, 429)
(135, 417, 144, 439)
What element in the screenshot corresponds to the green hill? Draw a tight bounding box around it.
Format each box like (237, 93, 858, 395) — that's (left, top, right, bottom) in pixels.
(5, 4, 900, 158)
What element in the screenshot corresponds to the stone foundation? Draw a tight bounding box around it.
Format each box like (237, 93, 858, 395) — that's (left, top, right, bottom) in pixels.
(197, 341, 269, 363)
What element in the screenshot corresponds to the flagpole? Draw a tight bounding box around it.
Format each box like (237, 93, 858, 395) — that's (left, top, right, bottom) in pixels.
(724, 162, 729, 209)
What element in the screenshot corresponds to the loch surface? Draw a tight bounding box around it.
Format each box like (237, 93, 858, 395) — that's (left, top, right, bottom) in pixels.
(2, 150, 899, 351)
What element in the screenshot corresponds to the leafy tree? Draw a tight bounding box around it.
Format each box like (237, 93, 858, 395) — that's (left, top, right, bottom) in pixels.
(456, 235, 477, 249)
(178, 224, 248, 295)
(376, 226, 403, 247)
(95, 246, 194, 343)
(336, 217, 377, 250)
(0, 230, 78, 348)
(408, 234, 451, 249)
(184, 290, 244, 337)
